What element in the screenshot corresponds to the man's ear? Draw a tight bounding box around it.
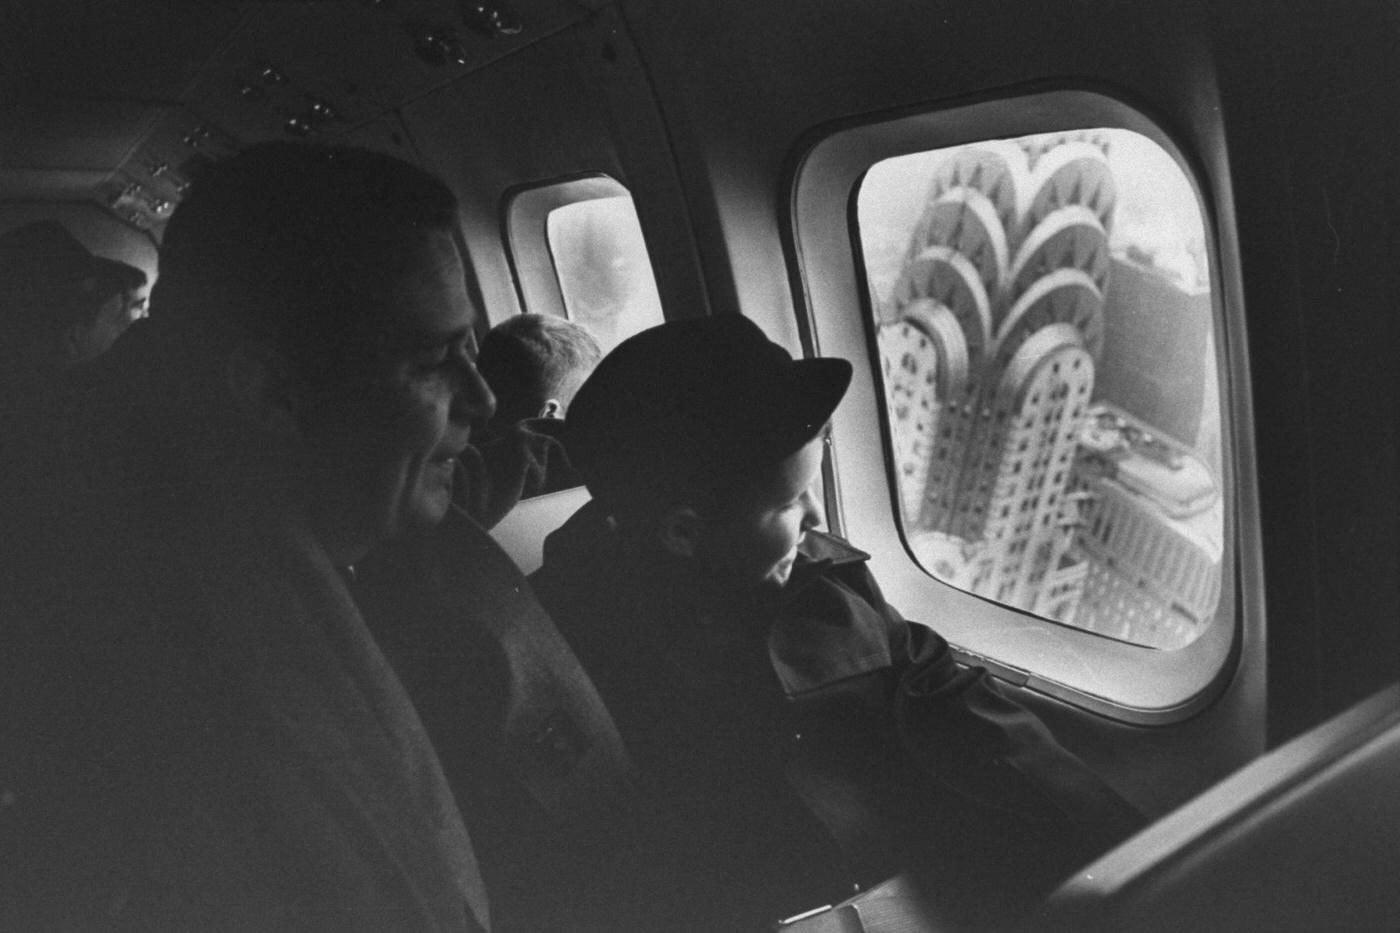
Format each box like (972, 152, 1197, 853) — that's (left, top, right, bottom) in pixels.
(658, 506, 704, 559)
(537, 398, 562, 419)
(225, 341, 300, 437)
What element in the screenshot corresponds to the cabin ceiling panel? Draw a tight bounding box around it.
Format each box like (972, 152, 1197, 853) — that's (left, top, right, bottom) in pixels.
(0, 169, 112, 203)
(0, 100, 159, 170)
(0, 0, 250, 101)
(0, 0, 588, 233)
(180, 0, 588, 148)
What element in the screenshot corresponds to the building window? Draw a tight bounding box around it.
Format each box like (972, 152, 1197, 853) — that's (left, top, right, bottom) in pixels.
(858, 127, 1222, 651)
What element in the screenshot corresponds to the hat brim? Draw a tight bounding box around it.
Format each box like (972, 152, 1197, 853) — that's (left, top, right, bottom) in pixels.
(563, 320, 854, 507)
(0, 220, 144, 294)
(83, 255, 146, 293)
(784, 356, 853, 450)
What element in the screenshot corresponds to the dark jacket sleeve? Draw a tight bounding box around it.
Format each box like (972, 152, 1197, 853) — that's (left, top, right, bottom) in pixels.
(823, 559, 1147, 913)
(826, 557, 1143, 831)
(894, 623, 1145, 837)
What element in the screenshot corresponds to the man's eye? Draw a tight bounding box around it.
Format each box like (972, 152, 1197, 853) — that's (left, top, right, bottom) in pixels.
(411, 334, 478, 374)
(420, 342, 459, 365)
(459, 335, 480, 364)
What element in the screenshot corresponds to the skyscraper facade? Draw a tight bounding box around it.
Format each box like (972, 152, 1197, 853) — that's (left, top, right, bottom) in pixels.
(874, 131, 1221, 648)
(880, 134, 1113, 625)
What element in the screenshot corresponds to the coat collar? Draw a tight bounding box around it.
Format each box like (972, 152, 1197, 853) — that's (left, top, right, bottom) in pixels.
(795, 529, 872, 568)
(769, 534, 894, 698)
(541, 504, 895, 700)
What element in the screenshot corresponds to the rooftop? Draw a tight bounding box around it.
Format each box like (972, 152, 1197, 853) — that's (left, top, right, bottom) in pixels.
(1078, 403, 1224, 559)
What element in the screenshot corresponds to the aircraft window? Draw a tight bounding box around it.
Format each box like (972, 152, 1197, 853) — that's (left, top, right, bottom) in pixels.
(857, 129, 1220, 652)
(792, 91, 1244, 716)
(545, 195, 664, 353)
(504, 175, 663, 354)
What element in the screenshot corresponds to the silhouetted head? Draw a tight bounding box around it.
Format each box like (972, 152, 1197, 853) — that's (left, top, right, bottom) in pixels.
(0, 220, 146, 375)
(476, 313, 602, 430)
(138, 142, 497, 561)
(566, 315, 851, 596)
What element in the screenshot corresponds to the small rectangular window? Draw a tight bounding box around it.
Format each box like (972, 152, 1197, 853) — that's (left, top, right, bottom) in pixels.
(505, 176, 664, 354)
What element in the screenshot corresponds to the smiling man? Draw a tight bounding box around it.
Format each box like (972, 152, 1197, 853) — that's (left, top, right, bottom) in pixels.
(4, 143, 633, 932)
(530, 316, 1146, 931)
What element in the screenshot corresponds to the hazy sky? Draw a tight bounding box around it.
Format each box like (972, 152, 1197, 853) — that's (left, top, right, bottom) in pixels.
(859, 128, 1208, 294)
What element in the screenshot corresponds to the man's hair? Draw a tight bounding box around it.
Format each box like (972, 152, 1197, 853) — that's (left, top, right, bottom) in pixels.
(150, 141, 460, 383)
(476, 314, 602, 425)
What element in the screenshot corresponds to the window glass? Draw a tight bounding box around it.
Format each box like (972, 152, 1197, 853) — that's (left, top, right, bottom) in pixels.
(858, 129, 1221, 650)
(546, 195, 664, 354)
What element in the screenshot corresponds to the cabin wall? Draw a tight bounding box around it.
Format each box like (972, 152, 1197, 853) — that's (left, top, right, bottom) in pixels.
(1206, 1, 1400, 744)
(384, 6, 707, 330)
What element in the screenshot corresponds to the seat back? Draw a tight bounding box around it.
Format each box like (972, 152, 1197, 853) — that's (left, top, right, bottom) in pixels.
(488, 485, 591, 575)
(1035, 682, 1400, 933)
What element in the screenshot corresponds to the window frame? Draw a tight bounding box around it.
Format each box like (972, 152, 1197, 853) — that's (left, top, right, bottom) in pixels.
(501, 173, 633, 321)
(787, 88, 1253, 723)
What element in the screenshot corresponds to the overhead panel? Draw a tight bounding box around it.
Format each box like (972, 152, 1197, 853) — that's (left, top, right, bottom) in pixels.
(0, 0, 249, 102)
(181, 1, 588, 150)
(92, 110, 241, 238)
(1, 0, 587, 235)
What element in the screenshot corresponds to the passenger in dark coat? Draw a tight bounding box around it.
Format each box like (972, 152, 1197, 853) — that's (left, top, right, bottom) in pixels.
(0, 221, 146, 573)
(0, 219, 146, 390)
(1, 143, 633, 932)
(529, 316, 1146, 931)
(353, 502, 647, 933)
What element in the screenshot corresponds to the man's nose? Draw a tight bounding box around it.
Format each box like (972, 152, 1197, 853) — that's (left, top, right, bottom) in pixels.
(799, 487, 824, 532)
(452, 362, 496, 424)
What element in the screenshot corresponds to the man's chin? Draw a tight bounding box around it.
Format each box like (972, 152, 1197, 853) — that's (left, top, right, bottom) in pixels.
(400, 491, 454, 537)
(744, 562, 795, 606)
(768, 556, 797, 588)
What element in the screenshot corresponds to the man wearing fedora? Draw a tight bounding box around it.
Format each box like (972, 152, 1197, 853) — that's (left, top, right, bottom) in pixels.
(0, 221, 147, 594)
(531, 315, 1145, 931)
(0, 220, 146, 384)
(1, 147, 637, 933)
